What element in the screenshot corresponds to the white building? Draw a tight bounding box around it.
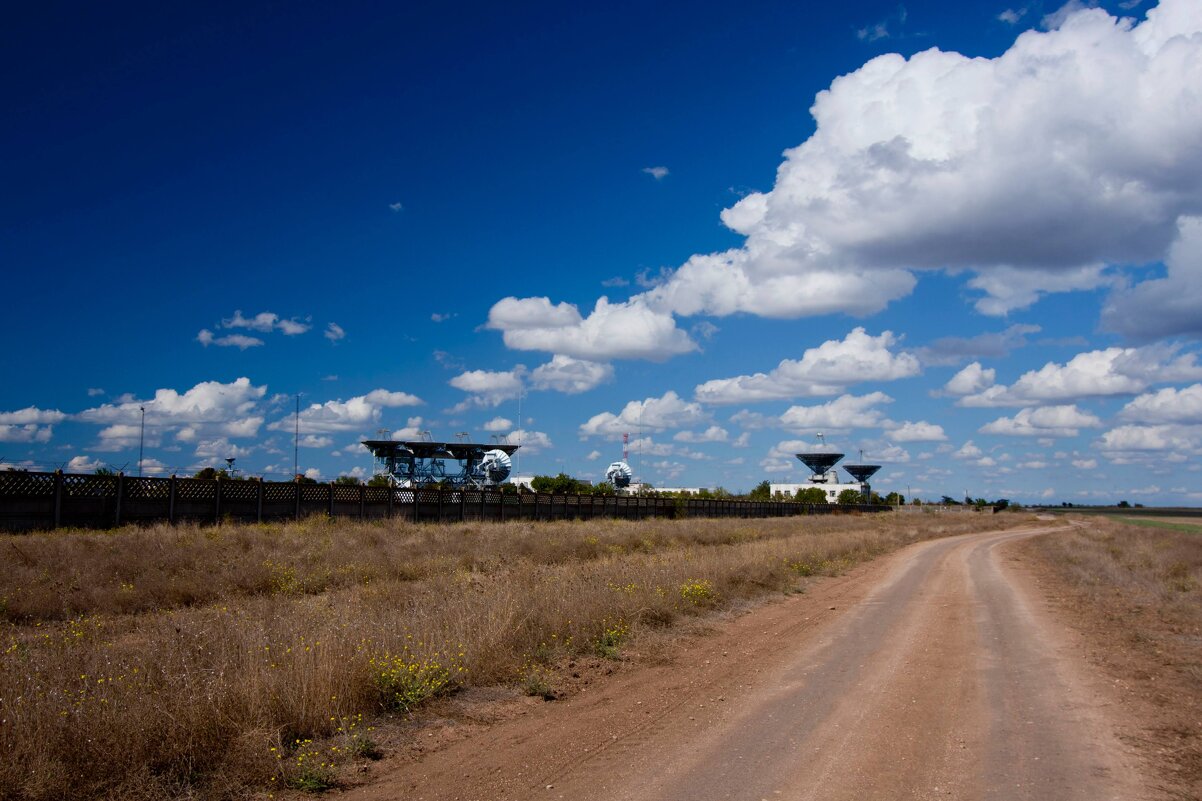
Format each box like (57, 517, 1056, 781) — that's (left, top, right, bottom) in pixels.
(769, 481, 864, 502)
(770, 466, 867, 502)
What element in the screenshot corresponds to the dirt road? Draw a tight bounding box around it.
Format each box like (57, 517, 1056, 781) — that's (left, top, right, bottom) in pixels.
(344, 525, 1152, 801)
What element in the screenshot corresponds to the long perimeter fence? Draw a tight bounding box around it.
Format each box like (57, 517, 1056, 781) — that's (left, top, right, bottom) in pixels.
(0, 470, 892, 532)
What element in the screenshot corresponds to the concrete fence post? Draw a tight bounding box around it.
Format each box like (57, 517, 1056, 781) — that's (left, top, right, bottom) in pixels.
(52, 469, 63, 529)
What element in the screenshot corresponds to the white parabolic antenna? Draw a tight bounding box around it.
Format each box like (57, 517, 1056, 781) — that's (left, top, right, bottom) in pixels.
(479, 449, 513, 483)
(606, 460, 633, 488)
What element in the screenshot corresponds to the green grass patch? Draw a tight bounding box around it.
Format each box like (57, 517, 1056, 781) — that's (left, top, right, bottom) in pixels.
(1117, 517, 1202, 534)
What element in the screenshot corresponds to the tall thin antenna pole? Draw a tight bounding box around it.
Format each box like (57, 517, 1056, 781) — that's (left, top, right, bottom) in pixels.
(138, 405, 145, 477)
(293, 394, 300, 479)
(623, 432, 628, 462)
(638, 405, 643, 480)
(516, 387, 522, 476)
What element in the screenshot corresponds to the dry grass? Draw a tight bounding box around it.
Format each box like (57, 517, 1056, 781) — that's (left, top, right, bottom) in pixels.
(1, 512, 1028, 800)
(1026, 518, 1202, 796)
(1033, 518, 1202, 603)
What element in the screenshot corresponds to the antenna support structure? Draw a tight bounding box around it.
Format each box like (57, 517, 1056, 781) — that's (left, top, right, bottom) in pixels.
(361, 439, 520, 488)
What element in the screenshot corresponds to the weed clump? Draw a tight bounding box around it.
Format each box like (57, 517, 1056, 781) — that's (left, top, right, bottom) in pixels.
(369, 644, 465, 712)
(679, 579, 715, 606)
(595, 618, 630, 659)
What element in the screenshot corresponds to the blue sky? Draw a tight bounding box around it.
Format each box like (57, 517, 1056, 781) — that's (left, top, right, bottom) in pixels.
(3, 0, 1202, 504)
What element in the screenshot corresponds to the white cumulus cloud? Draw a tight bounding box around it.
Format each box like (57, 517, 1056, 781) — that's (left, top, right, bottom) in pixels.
(579, 391, 708, 437)
(694, 328, 919, 404)
(449, 367, 526, 408)
(673, 426, 729, 443)
(778, 392, 893, 433)
(268, 388, 423, 434)
(530, 355, 614, 394)
(957, 344, 1202, 407)
(979, 405, 1103, 437)
(501, 1, 1202, 346)
(886, 421, 948, 442)
(1102, 216, 1202, 340)
(0, 424, 53, 443)
(944, 362, 997, 396)
(0, 407, 68, 425)
(1118, 383, 1202, 424)
(486, 296, 696, 362)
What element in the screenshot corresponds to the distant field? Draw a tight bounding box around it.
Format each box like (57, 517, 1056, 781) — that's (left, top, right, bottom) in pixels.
(0, 512, 1030, 801)
(1117, 516, 1202, 533)
(1039, 506, 1202, 519)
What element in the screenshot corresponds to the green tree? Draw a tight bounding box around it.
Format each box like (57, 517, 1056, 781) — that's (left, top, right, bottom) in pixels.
(334, 475, 363, 485)
(367, 474, 392, 487)
(194, 467, 231, 480)
(837, 488, 863, 505)
(795, 486, 828, 504)
(748, 480, 772, 501)
(884, 492, 904, 506)
(531, 473, 590, 494)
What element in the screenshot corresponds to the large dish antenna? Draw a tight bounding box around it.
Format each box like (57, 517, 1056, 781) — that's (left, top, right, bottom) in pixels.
(606, 460, 633, 488)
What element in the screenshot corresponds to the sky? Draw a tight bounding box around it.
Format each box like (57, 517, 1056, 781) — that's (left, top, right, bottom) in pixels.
(3, 0, 1201, 505)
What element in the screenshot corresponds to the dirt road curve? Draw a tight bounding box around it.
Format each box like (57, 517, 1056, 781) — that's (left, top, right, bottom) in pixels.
(346, 525, 1152, 801)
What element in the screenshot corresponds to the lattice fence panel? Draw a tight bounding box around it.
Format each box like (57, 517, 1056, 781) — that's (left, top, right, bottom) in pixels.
(175, 480, 216, 501)
(332, 485, 361, 503)
(415, 488, 441, 505)
(0, 471, 55, 497)
(364, 487, 389, 503)
(221, 481, 260, 502)
(264, 483, 296, 503)
(63, 474, 118, 497)
(300, 485, 328, 502)
(125, 478, 171, 500)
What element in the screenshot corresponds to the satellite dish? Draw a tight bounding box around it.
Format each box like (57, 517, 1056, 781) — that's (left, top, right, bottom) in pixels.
(479, 449, 512, 484)
(606, 460, 633, 488)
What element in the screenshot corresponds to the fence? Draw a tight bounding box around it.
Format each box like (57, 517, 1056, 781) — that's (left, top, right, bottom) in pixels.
(0, 471, 892, 532)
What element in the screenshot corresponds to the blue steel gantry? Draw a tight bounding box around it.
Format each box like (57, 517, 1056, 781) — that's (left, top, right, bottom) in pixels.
(361, 440, 520, 488)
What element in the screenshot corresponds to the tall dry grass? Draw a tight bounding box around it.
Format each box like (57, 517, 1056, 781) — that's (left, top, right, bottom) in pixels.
(1026, 517, 1202, 794)
(1, 512, 1027, 800)
(0, 515, 903, 621)
(1031, 517, 1202, 610)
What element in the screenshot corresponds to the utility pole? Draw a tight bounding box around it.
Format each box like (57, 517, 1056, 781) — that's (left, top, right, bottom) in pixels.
(293, 394, 300, 479)
(138, 405, 146, 477)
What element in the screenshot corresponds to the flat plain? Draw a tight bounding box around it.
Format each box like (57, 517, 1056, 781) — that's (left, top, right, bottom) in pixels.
(3, 512, 1198, 800)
